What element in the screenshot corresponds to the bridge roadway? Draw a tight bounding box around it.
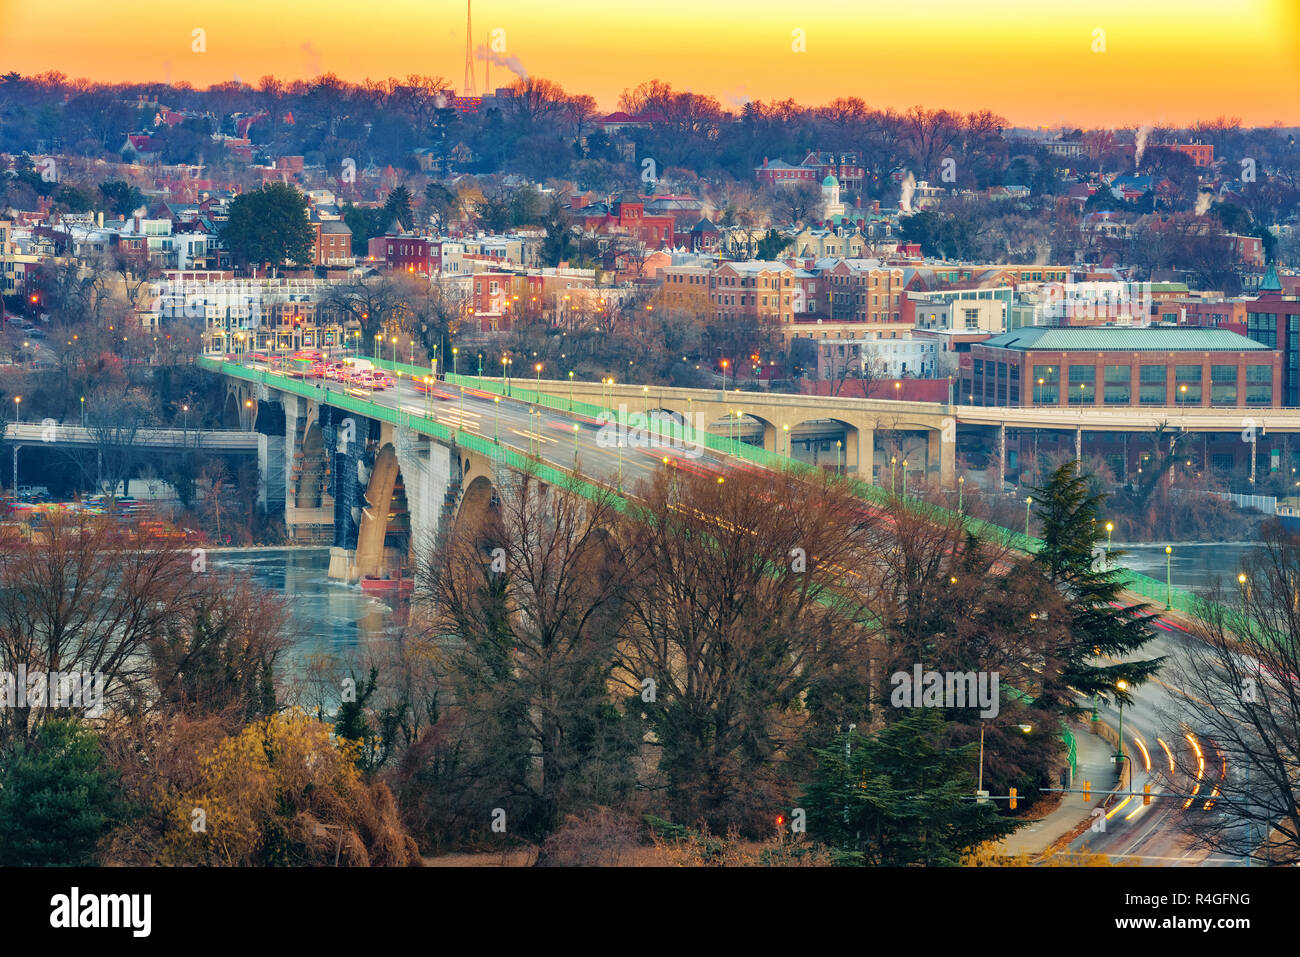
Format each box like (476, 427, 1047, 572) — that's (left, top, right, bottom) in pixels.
(230, 357, 742, 494)
(4, 422, 259, 451)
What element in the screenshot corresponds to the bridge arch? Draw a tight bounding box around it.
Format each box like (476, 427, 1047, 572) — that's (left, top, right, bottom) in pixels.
(455, 474, 499, 541)
(222, 391, 242, 429)
(787, 416, 863, 472)
(355, 442, 411, 579)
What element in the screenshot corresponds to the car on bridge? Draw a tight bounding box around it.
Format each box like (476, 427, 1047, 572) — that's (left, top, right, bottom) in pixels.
(412, 379, 454, 400)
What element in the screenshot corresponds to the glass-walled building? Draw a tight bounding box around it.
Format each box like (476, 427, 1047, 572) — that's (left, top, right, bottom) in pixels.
(1244, 267, 1300, 407)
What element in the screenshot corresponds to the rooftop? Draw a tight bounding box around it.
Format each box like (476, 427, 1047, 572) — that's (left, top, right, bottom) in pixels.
(981, 326, 1270, 352)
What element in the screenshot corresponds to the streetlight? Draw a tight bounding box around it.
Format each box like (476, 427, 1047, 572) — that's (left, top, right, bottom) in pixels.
(182, 403, 189, 432)
(452, 346, 459, 376)
(1165, 545, 1173, 609)
(977, 721, 1032, 801)
(1036, 377, 1045, 404)
(80, 396, 85, 429)
(782, 423, 790, 457)
(1115, 679, 1129, 764)
(1025, 495, 1033, 538)
(1105, 521, 1113, 560)
(891, 455, 897, 494)
(957, 474, 964, 512)
(12, 396, 20, 423)
(836, 439, 843, 476)
(493, 396, 501, 443)
(568, 371, 575, 410)
(1238, 572, 1249, 604)
(536, 362, 544, 393)
(573, 422, 580, 466)
(901, 459, 908, 498)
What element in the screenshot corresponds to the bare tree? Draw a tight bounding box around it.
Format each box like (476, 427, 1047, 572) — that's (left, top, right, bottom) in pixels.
(0, 515, 197, 742)
(1162, 524, 1300, 865)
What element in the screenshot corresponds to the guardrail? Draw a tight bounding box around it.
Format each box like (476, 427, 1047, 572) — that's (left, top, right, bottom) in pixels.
(3, 422, 259, 451)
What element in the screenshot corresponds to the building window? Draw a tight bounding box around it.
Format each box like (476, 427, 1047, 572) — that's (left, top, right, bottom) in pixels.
(1210, 365, 1239, 406)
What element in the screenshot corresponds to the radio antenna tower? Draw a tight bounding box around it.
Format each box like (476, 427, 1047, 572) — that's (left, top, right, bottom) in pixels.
(463, 1, 477, 95)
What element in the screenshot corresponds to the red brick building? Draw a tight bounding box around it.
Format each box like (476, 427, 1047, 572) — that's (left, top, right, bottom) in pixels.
(315, 221, 353, 266)
(962, 326, 1281, 408)
(574, 192, 676, 249)
(368, 232, 439, 274)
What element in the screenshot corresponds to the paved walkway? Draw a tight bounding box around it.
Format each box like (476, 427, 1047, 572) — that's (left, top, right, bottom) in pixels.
(997, 721, 1120, 859)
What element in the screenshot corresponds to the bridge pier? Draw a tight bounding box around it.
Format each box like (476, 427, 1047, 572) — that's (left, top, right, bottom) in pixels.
(928, 428, 955, 487)
(998, 424, 1007, 487)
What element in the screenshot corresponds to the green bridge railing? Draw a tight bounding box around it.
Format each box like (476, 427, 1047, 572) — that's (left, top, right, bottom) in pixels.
(210, 353, 1225, 627)
(363, 356, 1224, 616)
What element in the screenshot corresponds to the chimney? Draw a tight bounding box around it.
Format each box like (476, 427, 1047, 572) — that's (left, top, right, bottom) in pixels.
(763, 158, 769, 168)
(97, 211, 104, 228)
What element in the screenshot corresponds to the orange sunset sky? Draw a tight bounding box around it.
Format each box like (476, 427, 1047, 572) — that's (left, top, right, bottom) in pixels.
(1, 0, 1297, 128)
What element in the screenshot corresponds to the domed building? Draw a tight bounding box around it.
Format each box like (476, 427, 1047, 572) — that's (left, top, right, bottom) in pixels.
(821, 174, 845, 219)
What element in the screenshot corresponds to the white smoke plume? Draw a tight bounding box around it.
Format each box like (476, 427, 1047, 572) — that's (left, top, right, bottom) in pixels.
(1134, 124, 1153, 168)
(1195, 190, 1213, 216)
(899, 171, 916, 214)
(477, 45, 527, 81)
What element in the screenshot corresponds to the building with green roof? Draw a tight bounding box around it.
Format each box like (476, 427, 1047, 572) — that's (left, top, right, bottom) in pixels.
(963, 325, 1282, 408)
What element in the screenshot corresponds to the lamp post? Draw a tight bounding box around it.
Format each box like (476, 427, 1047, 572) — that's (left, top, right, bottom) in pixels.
(1238, 572, 1248, 604)
(374, 332, 381, 360)
(573, 422, 580, 467)
(1025, 495, 1033, 538)
(890, 455, 897, 494)
(536, 363, 544, 394)
(1105, 521, 1114, 563)
(1036, 377, 1044, 404)
(1165, 545, 1173, 610)
(477, 352, 483, 383)
(720, 359, 729, 396)
(452, 346, 459, 377)
(836, 439, 843, 476)
(568, 371, 575, 411)
(957, 475, 965, 512)
(182, 403, 189, 433)
(80, 396, 86, 429)
(12, 395, 20, 424)
(1115, 679, 1129, 764)
(782, 423, 790, 457)
(901, 459, 908, 498)
(493, 396, 500, 443)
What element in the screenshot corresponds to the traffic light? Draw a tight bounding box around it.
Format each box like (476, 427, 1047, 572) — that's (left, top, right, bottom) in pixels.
(1008, 788, 1017, 810)
(1143, 784, 1152, 806)
(1082, 780, 1092, 802)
